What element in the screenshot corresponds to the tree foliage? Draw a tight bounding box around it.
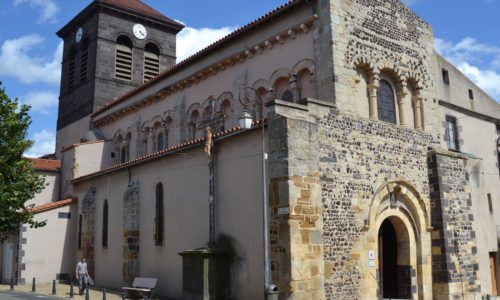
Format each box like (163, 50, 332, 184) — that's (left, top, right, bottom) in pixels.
(0, 82, 46, 240)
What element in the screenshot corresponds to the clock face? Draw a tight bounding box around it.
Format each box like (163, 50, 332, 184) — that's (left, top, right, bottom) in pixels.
(76, 27, 83, 43)
(133, 24, 147, 40)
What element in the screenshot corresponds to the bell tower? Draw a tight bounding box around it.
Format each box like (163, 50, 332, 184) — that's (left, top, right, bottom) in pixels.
(55, 0, 183, 152)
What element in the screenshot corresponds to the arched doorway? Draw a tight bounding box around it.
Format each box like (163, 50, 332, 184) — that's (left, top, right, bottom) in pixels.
(378, 217, 412, 299)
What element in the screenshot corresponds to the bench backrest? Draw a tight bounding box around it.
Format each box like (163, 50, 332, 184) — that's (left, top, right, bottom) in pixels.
(131, 277, 157, 289)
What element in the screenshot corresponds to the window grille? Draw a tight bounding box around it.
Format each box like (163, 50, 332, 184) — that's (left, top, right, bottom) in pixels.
(144, 51, 160, 82)
(445, 116, 459, 151)
(68, 60, 76, 89)
(115, 44, 132, 81)
(80, 50, 89, 82)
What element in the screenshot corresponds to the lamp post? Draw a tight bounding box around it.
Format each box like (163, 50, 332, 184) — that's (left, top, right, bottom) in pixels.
(238, 87, 277, 299)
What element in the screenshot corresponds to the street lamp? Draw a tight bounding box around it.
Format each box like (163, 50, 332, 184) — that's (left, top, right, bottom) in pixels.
(238, 87, 278, 299)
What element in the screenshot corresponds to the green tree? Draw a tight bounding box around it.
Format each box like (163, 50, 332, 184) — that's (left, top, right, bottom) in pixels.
(0, 82, 46, 240)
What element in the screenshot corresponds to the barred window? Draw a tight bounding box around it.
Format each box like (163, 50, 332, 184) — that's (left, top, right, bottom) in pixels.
(377, 79, 397, 124)
(445, 116, 459, 151)
(115, 35, 133, 81)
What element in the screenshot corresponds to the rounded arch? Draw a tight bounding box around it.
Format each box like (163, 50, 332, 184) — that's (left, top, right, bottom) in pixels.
(150, 115, 163, 127)
(144, 41, 160, 56)
(352, 55, 376, 72)
(366, 181, 430, 234)
(268, 68, 290, 86)
(117, 34, 133, 48)
(141, 120, 151, 132)
(114, 129, 126, 142)
(290, 58, 316, 77)
(186, 103, 201, 117)
(251, 79, 269, 91)
(375, 60, 404, 82)
(162, 110, 173, 122)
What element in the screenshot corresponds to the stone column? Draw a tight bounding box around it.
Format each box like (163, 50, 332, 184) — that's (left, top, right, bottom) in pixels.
(368, 76, 379, 120)
(147, 128, 154, 154)
(289, 75, 300, 102)
(397, 87, 409, 127)
(412, 95, 423, 131)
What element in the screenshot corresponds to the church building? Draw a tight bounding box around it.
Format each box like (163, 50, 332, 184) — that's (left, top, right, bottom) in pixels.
(2, 0, 500, 299)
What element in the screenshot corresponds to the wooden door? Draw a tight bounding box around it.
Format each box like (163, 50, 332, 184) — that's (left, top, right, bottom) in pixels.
(491, 253, 498, 296)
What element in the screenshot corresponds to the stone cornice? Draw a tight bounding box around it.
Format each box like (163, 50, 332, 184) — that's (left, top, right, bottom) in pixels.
(91, 15, 318, 128)
(439, 100, 500, 124)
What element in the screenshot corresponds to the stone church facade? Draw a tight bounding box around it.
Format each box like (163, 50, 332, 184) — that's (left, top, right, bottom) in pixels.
(2, 0, 500, 299)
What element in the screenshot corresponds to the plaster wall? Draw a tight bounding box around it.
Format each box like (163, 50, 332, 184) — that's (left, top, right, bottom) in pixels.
(21, 204, 77, 283)
(28, 172, 60, 207)
(439, 105, 500, 296)
(74, 130, 264, 299)
(55, 116, 91, 159)
(95, 28, 315, 151)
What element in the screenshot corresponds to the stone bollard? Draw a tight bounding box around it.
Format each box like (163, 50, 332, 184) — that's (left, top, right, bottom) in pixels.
(85, 287, 90, 300)
(32, 277, 36, 292)
(121, 290, 126, 300)
(10, 278, 14, 291)
(52, 279, 56, 295)
(69, 282, 74, 299)
(102, 288, 107, 300)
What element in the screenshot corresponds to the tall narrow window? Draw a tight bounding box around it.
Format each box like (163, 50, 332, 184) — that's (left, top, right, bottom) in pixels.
(102, 200, 108, 248)
(80, 38, 89, 82)
(377, 79, 397, 124)
(78, 214, 82, 250)
(115, 35, 133, 81)
(445, 116, 459, 151)
(442, 69, 450, 85)
(144, 43, 160, 82)
(488, 194, 493, 213)
(155, 183, 164, 246)
(157, 133, 164, 151)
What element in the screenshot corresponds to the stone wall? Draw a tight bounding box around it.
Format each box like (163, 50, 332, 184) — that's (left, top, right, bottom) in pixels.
(318, 109, 436, 299)
(123, 181, 140, 284)
(428, 151, 481, 299)
(81, 187, 96, 276)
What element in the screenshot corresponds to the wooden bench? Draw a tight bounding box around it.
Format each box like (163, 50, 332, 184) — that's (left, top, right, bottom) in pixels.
(122, 277, 158, 299)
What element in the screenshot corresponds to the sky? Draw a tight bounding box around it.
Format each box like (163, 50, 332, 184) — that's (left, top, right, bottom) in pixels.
(0, 0, 499, 157)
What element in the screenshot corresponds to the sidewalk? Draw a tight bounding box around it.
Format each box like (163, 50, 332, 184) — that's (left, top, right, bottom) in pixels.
(0, 283, 123, 299)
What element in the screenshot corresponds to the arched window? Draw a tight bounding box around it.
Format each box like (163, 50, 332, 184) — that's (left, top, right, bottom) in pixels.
(377, 79, 397, 124)
(78, 214, 82, 250)
(157, 133, 164, 151)
(115, 35, 133, 81)
(220, 100, 232, 130)
(102, 200, 108, 248)
(188, 110, 199, 140)
(80, 38, 89, 82)
(144, 43, 160, 82)
(155, 183, 164, 246)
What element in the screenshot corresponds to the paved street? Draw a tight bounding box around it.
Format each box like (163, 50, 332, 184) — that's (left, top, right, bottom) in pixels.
(0, 291, 64, 300)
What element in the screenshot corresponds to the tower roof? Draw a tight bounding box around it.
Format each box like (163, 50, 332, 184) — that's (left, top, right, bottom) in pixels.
(95, 0, 176, 24)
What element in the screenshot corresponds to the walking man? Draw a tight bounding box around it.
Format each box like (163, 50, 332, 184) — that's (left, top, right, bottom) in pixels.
(76, 257, 89, 295)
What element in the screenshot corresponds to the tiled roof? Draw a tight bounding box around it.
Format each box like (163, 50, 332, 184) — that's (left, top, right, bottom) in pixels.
(31, 198, 77, 214)
(95, 0, 178, 24)
(71, 121, 264, 184)
(28, 158, 61, 172)
(91, 0, 304, 118)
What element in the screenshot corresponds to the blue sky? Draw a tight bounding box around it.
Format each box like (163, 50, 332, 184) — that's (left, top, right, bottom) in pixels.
(0, 0, 499, 157)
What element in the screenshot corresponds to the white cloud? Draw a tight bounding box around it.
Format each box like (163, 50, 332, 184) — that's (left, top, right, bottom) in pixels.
(25, 129, 55, 158)
(176, 26, 237, 62)
(0, 35, 62, 85)
(436, 37, 500, 101)
(13, 0, 60, 24)
(22, 91, 58, 115)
